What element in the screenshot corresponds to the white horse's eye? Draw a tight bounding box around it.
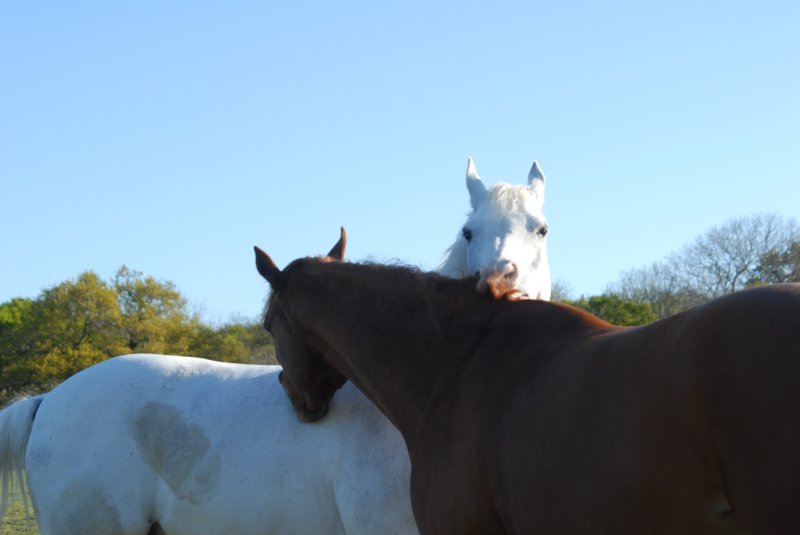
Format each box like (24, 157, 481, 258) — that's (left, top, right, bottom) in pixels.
(462, 228, 473, 242)
(537, 225, 549, 238)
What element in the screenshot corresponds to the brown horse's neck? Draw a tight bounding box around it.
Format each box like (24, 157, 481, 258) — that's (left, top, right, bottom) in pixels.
(286, 261, 608, 441)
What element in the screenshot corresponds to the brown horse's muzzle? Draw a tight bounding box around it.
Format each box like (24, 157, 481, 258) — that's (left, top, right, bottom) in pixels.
(279, 370, 330, 423)
(478, 269, 530, 301)
(295, 403, 329, 423)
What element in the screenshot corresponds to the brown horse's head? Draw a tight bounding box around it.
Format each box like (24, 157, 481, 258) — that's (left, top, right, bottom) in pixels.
(254, 228, 348, 423)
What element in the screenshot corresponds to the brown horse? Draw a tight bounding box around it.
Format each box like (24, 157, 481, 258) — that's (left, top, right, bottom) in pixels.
(254, 232, 800, 535)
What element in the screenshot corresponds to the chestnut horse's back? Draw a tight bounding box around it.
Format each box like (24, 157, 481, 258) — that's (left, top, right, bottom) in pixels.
(683, 283, 800, 533)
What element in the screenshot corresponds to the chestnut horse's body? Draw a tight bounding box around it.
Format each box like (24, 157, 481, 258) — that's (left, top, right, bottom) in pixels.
(257, 252, 800, 534)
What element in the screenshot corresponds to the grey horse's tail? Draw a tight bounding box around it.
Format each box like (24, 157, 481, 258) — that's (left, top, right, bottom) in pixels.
(0, 395, 44, 527)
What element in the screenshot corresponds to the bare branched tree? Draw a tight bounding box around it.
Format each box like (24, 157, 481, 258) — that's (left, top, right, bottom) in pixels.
(608, 256, 704, 319)
(550, 279, 575, 302)
(680, 213, 799, 298)
(609, 213, 799, 319)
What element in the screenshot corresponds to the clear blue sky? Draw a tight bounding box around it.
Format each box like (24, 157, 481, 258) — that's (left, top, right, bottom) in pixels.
(2, 1, 798, 323)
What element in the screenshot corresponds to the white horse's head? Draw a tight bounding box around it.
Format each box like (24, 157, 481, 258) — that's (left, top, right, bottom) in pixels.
(439, 158, 551, 300)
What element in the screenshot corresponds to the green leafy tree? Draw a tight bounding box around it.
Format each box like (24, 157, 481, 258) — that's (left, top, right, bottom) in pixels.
(752, 241, 800, 284)
(1, 268, 277, 404)
(113, 265, 198, 353)
(2, 272, 127, 396)
(0, 298, 34, 364)
(0, 298, 36, 401)
(35, 272, 125, 355)
(188, 322, 276, 364)
(569, 294, 657, 326)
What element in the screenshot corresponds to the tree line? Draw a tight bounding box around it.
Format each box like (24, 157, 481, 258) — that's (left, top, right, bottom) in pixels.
(553, 213, 799, 323)
(604, 213, 799, 318)
(0, 267, 275, 404)
(2, 213, 798, 404)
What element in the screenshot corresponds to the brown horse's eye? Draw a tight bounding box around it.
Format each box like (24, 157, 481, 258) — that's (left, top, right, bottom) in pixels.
(462, 228, 473, 242)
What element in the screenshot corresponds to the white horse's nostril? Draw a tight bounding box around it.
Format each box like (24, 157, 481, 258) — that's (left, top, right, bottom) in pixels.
(495, 260, 518, 281)
(478, 260, 522, 299)
(503, 262, 519, 280)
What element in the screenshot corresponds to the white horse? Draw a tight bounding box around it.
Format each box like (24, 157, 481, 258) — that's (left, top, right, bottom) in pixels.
(440, 158, 551, 300)
(0, 159, 550, 535)
(3, 356, 414, 535)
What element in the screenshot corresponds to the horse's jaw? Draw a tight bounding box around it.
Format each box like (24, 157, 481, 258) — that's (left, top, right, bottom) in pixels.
(279, 370, 332, 423)
(295, 404, 329, 423)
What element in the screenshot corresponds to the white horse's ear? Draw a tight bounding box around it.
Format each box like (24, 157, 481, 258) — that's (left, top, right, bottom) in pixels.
(528, 161, 545, 187)
(466, 157, 488, 210)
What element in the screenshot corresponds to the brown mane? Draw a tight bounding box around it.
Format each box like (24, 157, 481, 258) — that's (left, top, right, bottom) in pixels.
(274, 257, 611, 330)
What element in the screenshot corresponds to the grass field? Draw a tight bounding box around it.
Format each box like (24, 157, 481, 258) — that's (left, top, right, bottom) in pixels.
(0, 489, 39, 535)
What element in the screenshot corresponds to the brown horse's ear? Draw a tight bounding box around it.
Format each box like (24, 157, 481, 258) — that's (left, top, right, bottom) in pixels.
(326, 227, 347, 261)
(254, 246, 282, 288)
